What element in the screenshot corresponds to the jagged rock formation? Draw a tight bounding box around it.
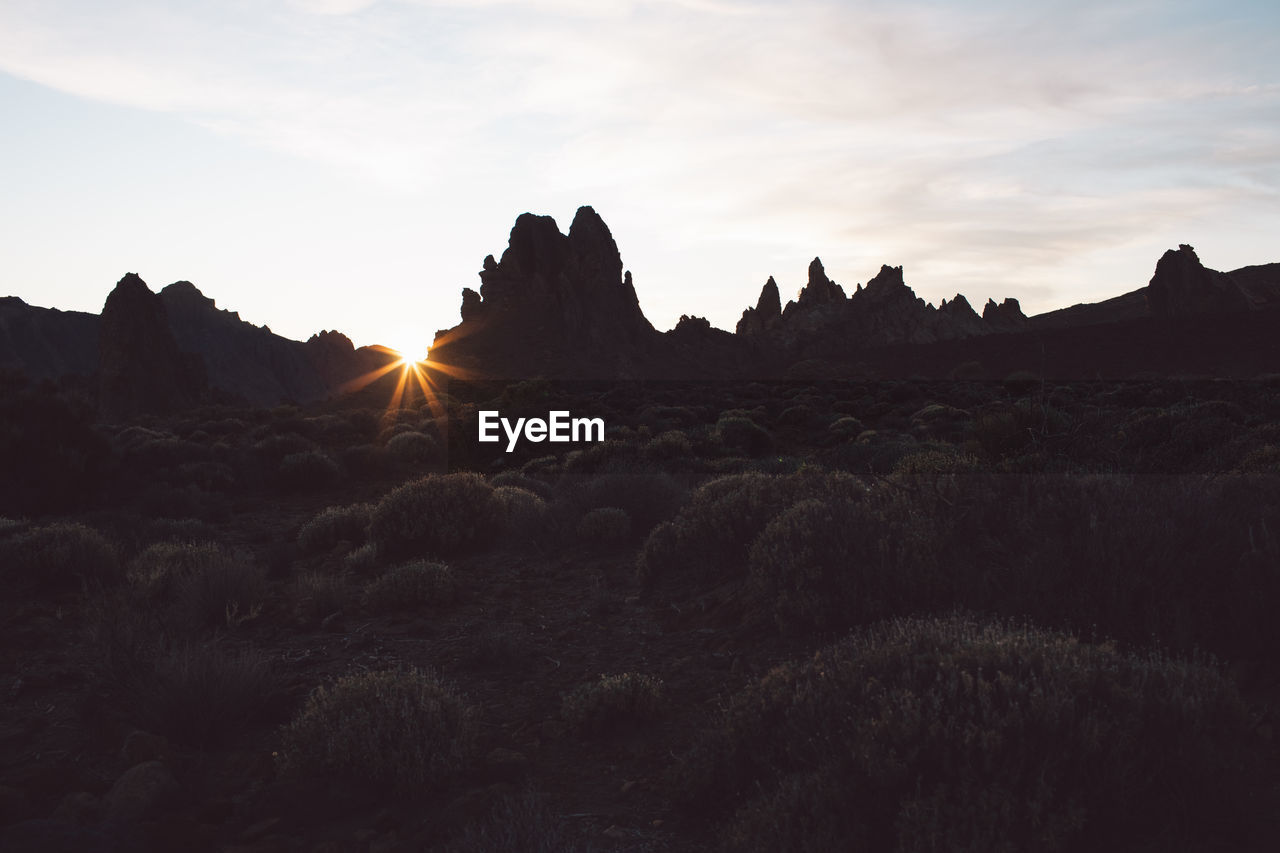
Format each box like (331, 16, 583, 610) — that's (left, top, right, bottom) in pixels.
(1146, 244, 1253, 318)
(982, 297, 1029, 332)
(160, 281, 333, 406)
(937, 294, 989, 336)
(99, 273, 206, 419)
(735, 277, 782, 336)
(428, 206, 661, 378)
(0, 297, 98, 379)
(2, 277, 389, 415)
(737, 259, 1011, 361)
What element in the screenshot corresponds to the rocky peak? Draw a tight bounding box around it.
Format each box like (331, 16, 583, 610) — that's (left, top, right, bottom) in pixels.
(1146, 244, 1252, 317)
(159, 280, 214, 308)
(797, 258, 845, 306)
(429, 206, 659, 377)
(983, 297, 1029, 332)
(938, 293, 980, 320)
(99, 273, 206, 419)
(735, 276, 783, 336)
(863, 264, 907, 296)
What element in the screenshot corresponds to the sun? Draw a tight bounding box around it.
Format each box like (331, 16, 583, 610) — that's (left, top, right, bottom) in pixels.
(389, 339, 429, 365)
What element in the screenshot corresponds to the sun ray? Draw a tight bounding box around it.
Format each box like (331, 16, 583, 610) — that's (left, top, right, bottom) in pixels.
(335, 357, 403, 396)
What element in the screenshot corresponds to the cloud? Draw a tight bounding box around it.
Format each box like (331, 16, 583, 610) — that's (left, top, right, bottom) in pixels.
(1, 0, 1277, 327)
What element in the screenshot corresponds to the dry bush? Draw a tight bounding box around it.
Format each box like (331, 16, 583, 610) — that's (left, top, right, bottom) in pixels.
(290, 571, 350, 625)
(277, 450, 341, 489)
(444, 790, 595, 853)
(715, 415, 774, 456)
(680, 614, 1269, 853)
(128, 541, 267, 632)
(493, 485, 551, 543)
(122, 641, 284, 748)
(3, 522, 120, 591)
(296, 502, 373, 555)
(636, 469, 865, 586)
(561, 672, 665, 736)
(278, 668, 475, 790)
(362, 560, 457, 613)
(368, 472, 500, 559)
(576, 507, 631, 548)
(385, 430, 440, 465)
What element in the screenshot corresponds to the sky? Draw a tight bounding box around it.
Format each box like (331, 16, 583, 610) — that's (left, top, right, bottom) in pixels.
(1, 0, 1277, 359)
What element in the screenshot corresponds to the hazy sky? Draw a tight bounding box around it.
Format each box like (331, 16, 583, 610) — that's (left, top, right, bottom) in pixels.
(2, 0, 1277, 357)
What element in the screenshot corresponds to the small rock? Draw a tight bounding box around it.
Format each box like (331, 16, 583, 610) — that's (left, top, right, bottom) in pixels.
(603, 825, 627, 839)
(620, 780, 638, 795)
(103, 761, 179, 821)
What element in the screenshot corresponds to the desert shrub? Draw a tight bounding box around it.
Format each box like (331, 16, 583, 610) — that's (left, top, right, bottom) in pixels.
(561, 672, 665, 736)
(974, 473, 1280, 658)
(716, 415, 774, 456)
(645, 429, 694, 461)
(278, 450, 341, 489)
(562, 439, 643, 474)
(123, 437, 209, 474)
(290, 571, 349, 625)
(520, 455, 561, 478)
(385, 430, 440, 465)
(343, 541, 380, 574)
(555, 471, 686, 535)
(128, 540, 218, 599)
(827, 416, 865, 441)
(576, 507, 631, 548)
(1003, 368, 1041, 395)
(278, 668, 475, 790)
(949, 359, 985, 380)
(636, 469, 864, 586)
(491, 470, 553, 500)
(746, 496, 941, 633)
(132, 542, 267, 631)
(340, 443, 389, 477)
(252, 433, 315, 465)
(119, 641, 284, 748)
(172, 460, 236, 491)
(891, 447, 981, 476)
(444, 790, 594, 853)
(297, 503, 373, 555)
(0, 372, 110, 515)
(0, 517, 28, 539)
(681, 614, 1268, 853)
(493, 486, 550, 543)
(368, 472, 500, 559)
(1235, 444, 1280, 474)
(969, 406, 1030, 457)
(362, 560, 457, 613)
(3, 522, 120, 591)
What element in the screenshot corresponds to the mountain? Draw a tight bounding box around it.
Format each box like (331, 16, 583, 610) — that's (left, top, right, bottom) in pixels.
(428, 206, 663, 378)
(0, 297, 98, 379)
(429, 212, 1280, 381)
(0, 275, 395, 416)
(99, 273, 207, 419)
(5, 212, 1280, 409)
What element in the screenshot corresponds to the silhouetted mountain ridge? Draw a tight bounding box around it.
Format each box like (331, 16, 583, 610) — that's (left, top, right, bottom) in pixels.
(5, 210, 1280, 412)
